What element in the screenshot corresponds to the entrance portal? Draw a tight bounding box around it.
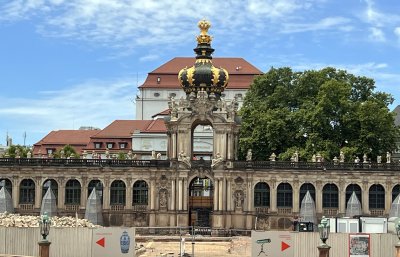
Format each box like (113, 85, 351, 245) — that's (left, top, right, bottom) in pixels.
(189, 177, 213, 227)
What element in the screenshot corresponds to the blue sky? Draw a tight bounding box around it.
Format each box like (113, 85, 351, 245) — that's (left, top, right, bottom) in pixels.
(0, 0, 399, 146)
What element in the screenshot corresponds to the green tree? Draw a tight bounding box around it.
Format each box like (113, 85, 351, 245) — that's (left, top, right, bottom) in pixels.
(3, 145, 31, 158)
(53, 145, 79, 158)
(239, 67, 399, 161)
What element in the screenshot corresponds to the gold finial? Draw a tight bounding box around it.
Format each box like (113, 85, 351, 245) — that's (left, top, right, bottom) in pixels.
(196, 19, 212, 44)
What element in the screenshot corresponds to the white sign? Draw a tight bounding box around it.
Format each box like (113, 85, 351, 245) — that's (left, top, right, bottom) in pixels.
(92, 227, 135, 257)
(251, 231, 294, 257)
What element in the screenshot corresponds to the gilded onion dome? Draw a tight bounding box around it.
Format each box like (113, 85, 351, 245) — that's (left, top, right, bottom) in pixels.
(178, 19, 229, 97)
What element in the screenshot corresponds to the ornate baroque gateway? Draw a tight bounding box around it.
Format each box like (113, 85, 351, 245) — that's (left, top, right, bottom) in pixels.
(1, 20, 400, 230)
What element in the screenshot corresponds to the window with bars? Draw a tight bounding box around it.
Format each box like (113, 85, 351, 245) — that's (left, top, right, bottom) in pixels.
(65, 179, 81, 205)
(254, 182, 270, 207)
(322, 184, 338, 208)
(346, 184, 362, 204)
(277, 183, 292, 207)
(19, 179, 35, 204)
(110, 180, 126, 205)
(299, 183, 315, 207)
(369, 184, 385, 209)
(133, 180, 148, 205)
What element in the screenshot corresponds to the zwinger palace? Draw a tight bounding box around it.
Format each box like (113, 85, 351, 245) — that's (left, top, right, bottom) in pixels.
(1, 20, 400, 230)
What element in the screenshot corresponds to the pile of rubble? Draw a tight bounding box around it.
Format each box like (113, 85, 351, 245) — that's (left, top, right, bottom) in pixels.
(0, 212, 100, 228)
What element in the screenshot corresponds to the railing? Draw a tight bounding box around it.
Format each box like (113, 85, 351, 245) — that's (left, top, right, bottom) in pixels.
(110, 205, 125, 211)
(370, 209, 385, 216)
(255, 207, 269, 214)
(323, 208, 338, 216)
(0, 158, 171, 167)
(19, 204, 34, 210)
(65, 204, 80, 211)
(277, 207, 292, 215)
(1, 158, 400, 171)
(132, 204, 148, 211)
(233, 160, 400, 171)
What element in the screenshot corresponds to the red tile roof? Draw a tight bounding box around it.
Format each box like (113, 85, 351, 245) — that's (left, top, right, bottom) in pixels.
(152, 109, 171, 118)
(140, 57, 262, 89)
(92, 119, 167, 138)
(34, 130, 99, 145)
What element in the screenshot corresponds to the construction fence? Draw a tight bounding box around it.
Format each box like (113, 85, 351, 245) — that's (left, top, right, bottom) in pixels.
(0, 227, 399, 257)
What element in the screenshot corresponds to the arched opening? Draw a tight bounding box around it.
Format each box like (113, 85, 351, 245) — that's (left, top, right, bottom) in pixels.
(369, 184, 385, 210)
(322, 184, 338, 208)
(254, 182, 270, 208)
(346, 184, 362, 204)
(19, 179, 35, 204)
(132, 180, 148, 206)
(110, 180, 126, 206)
(299, 183, 315, 207)
(0, 178, 12, 195)
(192, 120, 213, 160)
(277, 183, 293, 208)
(88, 180, 103, 204)
(65, 179, 81, 205)
(42, 179, 58, 204)
(392, 184, 400, 202)
(189, 177, 213, 227)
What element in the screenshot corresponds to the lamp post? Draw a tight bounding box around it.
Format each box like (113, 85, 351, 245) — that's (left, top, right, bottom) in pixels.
(317, 216, 331, 257)
(395, 220, 400, 257)
(38, 213, 51, 257)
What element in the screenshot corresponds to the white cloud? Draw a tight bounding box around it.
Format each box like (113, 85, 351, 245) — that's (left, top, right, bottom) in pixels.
(369, 27, 385, 42)
(281, 17, 351, 33)
(361, 0, 400, 27)
(0, 0, 333, 49)
(395, 27, 400, 41)
(0, 77, 139, 133)
(139, 54, 160, 62)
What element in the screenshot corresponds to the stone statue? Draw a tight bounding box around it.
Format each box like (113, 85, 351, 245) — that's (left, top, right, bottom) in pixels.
(316, 153, 322, 162)
(60, 149, 65, 159)
(105, 148, 110, 159)
(339, 151, 345, 163)
(354, 156, 360, 163)
(387, 152, 391, 163)
(132, 154, 138, 160)
(127, 150, 133, 160)
(363, 154, 368, 163)
(269, 153, 276, 161)
(293, 151, 299, 162)
(211, 152, 223, 167)
(311, 154, 316, 163)
(178, 151, 190, 166)
(151, 150, 156, 160)
(377, 155, 382, 164)
(159, 190, 167, 208)
(246, 149, 252, 161)
(156, 153, 161, 160)
(234, 190, 244, 209)
(82, 150, 87, 159)
(26, 151, 31, 159)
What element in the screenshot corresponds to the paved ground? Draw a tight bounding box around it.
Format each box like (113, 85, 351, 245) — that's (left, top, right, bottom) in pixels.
(138, 237, 251, 257)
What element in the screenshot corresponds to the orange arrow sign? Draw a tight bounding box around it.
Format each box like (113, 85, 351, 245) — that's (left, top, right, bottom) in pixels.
(281, 241, 290, 251)
(96, 237, 105, 247)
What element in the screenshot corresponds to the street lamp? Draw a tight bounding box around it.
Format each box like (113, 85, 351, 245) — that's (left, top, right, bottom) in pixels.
(318, 216, 330, 245)
(39, 213, 51, 241)
(317, 216, 331, 257)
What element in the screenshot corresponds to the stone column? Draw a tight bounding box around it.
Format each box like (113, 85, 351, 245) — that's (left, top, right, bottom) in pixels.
(103, 180, 110, 210)
(218, 180, 223, 211)
(150, 180, 156, 210)
(80, 186, 87, 209)
(126, 181, 132, 210)
(227, 133, 232, 160)
(362, 182, 369, 215)
(178, 179, 183, 210)
(316, 184, 323, 214)
(171, 179, 176, 211)
(183, 179, 188, 211)
(270, 185, 277, 212)
(35, 178, 42, 209)
(247, 180, 252, 211)
(292, 183, 300, 213)
(58, 182, 65, 209)
(339, 187, 346, 215)
(12, 179, 20, 208)
(385, 186, 391, 215)
(227, 180, 232, 211)
(214, 179, 219, 211)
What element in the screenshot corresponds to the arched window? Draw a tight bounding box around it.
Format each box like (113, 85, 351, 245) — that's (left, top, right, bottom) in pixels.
(277, 183, 292, 208)
(133, 180, 148, 205)
(88, 180, 103, 204)
(42, 179, 58, 204)
(369, 184, 385, 209)
(0, 178, 12, 195)
(345, 184, 362, 204)
(299, 183, 315, 207)
(110, 180, 126, 205)
(65, 179, 81, 205)
(254, 182, 270, 207)
(322, 184, 338, 208)
(392, 185, 400, 202)
(19, 179, 35, 204)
